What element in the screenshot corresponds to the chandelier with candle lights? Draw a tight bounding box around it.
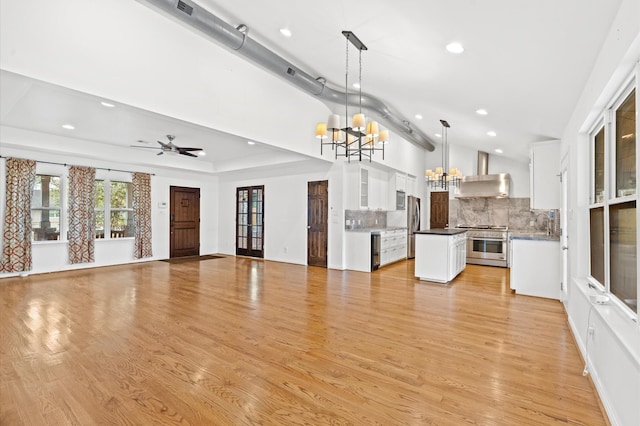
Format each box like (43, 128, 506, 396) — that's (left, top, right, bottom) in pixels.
(425, 119, 462, 190)
(315, 31, 388, 162)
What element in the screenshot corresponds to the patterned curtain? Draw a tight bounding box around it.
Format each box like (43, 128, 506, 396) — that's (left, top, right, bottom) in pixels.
(68, 166, 96, 264)
(0, 158, 36, 272)
(132, 172, 152, 259)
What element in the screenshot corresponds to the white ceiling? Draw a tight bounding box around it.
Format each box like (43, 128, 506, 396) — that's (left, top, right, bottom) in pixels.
(0, 70, 312, 173)
(0, 0, 624, 170)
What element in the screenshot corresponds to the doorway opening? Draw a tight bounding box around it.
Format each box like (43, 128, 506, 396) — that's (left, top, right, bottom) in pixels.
(236, 186, 265, 258)
(307, 180, 328, 267)
(430, 191, 449, 229)
(170, 186, 200, 258)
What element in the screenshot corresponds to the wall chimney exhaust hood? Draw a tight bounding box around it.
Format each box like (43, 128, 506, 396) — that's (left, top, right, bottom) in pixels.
(455, 173, 511, 198)
(455, 151, 511, 198)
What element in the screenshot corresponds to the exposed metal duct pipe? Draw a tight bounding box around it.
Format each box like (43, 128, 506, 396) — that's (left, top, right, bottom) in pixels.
(136, 0, 436, 152)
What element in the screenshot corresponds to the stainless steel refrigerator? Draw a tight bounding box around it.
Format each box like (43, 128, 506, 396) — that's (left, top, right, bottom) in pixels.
(407, 196, 421, 258)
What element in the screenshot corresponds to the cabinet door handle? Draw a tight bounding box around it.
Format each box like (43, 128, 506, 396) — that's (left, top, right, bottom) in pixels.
(562, 246, 568, 251)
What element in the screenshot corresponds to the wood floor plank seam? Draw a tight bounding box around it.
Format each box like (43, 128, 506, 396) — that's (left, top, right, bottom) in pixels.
(0, 259, 608, 425)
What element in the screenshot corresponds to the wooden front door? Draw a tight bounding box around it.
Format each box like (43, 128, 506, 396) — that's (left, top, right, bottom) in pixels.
(430, 191, 449, 229)
(307, 180, 328, 267)
(170, 186, 200, 258)
(236, 186, 264, 258)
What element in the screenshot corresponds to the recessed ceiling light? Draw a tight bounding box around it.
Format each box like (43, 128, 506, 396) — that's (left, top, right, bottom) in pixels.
(62, 124, 75, 130)
(494, 148, 503, 154)
(476, 109, 488, 115)
(198, 151, 206, 156)
(247, 141, 256, 145)
(352, 83, 360, 89)
(446, 42, 464, 54)
(415, 114, 423, 120)
(435, 133, 442, 138)
(487, 131, 497, 137)
(279, 28, 292, 37)
(100, 101, 115, 108)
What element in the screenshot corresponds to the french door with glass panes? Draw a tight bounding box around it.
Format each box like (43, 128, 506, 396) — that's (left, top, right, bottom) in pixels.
(236, 186, 264, 258)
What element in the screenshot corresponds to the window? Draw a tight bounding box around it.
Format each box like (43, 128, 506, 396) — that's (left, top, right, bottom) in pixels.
(609, 201, 636, 312)
(594, 126, 605, 203)
(589, 207, 605, 284)
(615, 90, 636, 197)
(110, 181, 133, 238)
(589, 87, 637, 314)
(31, 175, 61, 241)
(95, 180, 105, 238)
(94, 179, 133, 239)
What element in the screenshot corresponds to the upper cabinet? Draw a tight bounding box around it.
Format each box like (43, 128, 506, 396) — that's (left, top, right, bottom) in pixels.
(360, 167, 369, 209)
(348, 164, 388, 210)
(406, 175, 417, 196)
(395, 173, 407, 192)
(530, 140, 560, 209)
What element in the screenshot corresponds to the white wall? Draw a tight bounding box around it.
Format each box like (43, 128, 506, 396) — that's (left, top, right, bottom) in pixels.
(427, 143, 530, 198)
(0, 140, 220, 277)
(216, 161, 334, 265)
(560, 0, 640, 424)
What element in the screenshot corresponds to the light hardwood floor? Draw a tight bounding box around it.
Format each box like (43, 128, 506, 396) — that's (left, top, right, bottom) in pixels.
(1, 257, 608, 425)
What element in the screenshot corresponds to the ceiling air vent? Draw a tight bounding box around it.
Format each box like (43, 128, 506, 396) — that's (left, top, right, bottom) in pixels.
(177, 1, 193, 16)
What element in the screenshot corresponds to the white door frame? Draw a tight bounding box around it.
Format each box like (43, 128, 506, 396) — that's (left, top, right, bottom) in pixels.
(560, 151, 570, 306)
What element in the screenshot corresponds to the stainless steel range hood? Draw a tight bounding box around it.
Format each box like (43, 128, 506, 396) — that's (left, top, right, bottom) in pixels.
(455, 152, 511, 198)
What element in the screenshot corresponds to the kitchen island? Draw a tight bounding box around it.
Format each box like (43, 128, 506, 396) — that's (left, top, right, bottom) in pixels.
(414, 229, 467, 283)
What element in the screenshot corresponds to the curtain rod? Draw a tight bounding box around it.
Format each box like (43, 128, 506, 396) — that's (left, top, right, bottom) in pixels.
(0, 155, 156, 176)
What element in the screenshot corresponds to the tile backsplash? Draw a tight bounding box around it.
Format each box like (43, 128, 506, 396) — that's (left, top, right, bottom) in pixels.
(449, 198, 559, 235)
(345, 210, 387, 230)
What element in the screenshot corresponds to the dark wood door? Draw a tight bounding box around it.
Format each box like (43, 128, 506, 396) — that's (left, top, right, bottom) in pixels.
(170, 186, 200, 258)
(236, 186, 264, 258)
(430, 191, 449, 229)
(307, 180, 328, 267)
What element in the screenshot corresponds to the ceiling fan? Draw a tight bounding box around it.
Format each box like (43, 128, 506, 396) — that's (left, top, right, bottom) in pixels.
(132, 135, 203, 157)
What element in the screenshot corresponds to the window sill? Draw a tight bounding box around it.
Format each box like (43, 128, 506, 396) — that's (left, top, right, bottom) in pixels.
(32, 240, 65, 245)
(576, 277, 640, 368)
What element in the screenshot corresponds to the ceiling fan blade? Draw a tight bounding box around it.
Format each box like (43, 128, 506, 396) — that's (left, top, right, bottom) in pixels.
(179, 151, 198, 158)
(157, 151, 164, 156)
(179, 147, 203, 152)
(130, 145, 162, 149)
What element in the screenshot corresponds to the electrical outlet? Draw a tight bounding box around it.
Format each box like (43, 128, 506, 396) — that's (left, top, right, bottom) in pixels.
(588, 326, 595, 337)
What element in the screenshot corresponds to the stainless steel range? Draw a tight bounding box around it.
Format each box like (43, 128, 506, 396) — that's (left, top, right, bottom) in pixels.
(456, 225, 509, 267)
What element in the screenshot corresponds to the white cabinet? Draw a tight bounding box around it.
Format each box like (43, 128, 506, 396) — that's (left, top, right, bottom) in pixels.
(510, 238, 561, 299)
(395, 173, 407, 192)
(414, 231, 466, 283)
(360, 167, 369, 209)
(530, 140, 560, 209)
(344, 231, 371, 272)
(406, 175, 417, 196)
(380, 229, 407, 266)
(345, 228, 407, 272)
(387, 172, 406, 211)
(348, 165, 389, 210)
(448, 235, 466, 280)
